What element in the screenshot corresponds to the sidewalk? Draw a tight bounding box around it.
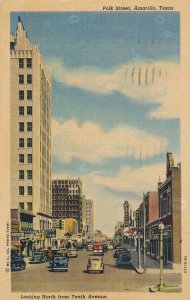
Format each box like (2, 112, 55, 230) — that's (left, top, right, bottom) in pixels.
(124, 244, 181, 274)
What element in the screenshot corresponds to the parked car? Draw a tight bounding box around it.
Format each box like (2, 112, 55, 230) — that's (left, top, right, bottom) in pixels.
(87, 257, 104, 273)
(113, 247, 125, 258)
(68, 248, 78, 258)
(51, 256, 68, 272)
(11, 255, 26, 271)
(29, 252, 47, 264)
(86, 244, 93, 251)
(117, 251, 133, 266)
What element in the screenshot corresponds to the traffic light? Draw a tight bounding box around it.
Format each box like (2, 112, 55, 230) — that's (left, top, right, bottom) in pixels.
(59, 219, 64, 229)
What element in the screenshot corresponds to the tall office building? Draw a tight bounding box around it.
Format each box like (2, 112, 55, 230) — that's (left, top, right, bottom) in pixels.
(52, 178, 83, 233)
(85, 199, 94, 239)
(10, 18, 52, 248)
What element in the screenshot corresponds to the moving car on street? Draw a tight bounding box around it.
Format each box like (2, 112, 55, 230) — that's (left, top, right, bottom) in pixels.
(87, 257, 104, 273)
(51, 256, 68, 272)
(11, 255, 26, 271)
(117, 251, 133, 267)
(86, 244, 93, 251)
(68, 247, 78, 258)
(29, 252, 47, 264)
(113, 247, 125, 258)
(93, 242, 104, 256)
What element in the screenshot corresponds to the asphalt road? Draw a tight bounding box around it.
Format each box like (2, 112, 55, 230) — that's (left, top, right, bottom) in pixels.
(11, 250, 181, 293)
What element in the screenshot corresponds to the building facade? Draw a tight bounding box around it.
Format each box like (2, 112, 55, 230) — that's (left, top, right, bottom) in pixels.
(10, 18, 52, 251)
(52, 178, 83, 233)
(85, 199, 94, 239)
(136, 153, 181, 267)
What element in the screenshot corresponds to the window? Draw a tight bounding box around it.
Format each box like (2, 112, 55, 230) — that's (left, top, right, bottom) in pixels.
(27, 186, 32, 195)
(27, 90, 32, 100)
(27, 170, 32, 179)
(19, 138, 24, 148)
(19, 170, 24, 180)
(27, 74, 32, 84)
(19, 154, 24, 163)
(27, 106, 32, 115)
(27, 122, 32, 132)
(19, 75, 24, 84)
(19, 59, 24, 68)
(27, 58, 32, 68)
(19, 106, 24, 115)
(19, 122, 24, 132)
(27, 202, 32, 211)
(27, 138, 32, 147)
(27, 154, 32, 163)
(19, 90, 24, 100)
(19, 202, 24, 209)
(19, 187, 24, 196)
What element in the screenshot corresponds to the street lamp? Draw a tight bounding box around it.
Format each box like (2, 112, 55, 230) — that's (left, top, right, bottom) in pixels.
(158, 222, 165, 290)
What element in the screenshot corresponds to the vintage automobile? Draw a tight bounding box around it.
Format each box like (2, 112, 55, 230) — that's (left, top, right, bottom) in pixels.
(68, 248, 78, 258)
(87, 257, 104, 273)
(51, 256, 68, 272)
(117, 251, 133, 267)
(86, 244, 94, 251)
(49, 252, 69, 266)
(113, 247, 125, 258)
(29, 252, 47, 264)
(11, 255, 26, 271)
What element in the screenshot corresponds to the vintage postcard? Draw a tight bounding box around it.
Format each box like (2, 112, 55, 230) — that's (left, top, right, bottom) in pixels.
(0, 0, 190, 299)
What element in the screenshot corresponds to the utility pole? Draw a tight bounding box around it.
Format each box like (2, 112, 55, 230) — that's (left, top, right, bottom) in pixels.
(143, 192, 146, 272)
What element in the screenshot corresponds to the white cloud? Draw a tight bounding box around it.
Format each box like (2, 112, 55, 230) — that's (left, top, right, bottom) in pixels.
(47, 58, 181, 118)
(52, 119, 168, 164)
(93, 163, 166, 197)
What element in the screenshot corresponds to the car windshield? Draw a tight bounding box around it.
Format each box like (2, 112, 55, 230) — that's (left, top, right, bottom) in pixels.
(34, 252, 41, 256)
(12, 256, 22, 261)
(54, 257, 65, 262)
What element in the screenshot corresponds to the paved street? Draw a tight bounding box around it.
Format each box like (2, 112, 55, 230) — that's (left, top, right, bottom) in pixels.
(11, 250, 181, 293)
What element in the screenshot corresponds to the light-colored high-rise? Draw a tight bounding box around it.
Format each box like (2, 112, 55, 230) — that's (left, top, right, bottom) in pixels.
(85, 199, 94, 239)
(10, 18, 52, 247)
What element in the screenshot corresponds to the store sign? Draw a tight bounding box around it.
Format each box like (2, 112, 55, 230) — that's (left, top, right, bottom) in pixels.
(151, 234, 159, 239)
(45, 229, 56, 238)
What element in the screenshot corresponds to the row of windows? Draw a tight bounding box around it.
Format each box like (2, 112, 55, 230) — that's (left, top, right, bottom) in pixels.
(19, 106, 32, 115)
(19, 138, 32, 148)
(19, 58, 32, 69)
(52, 201, 78, 205)
(19, 90, 32, 100)
(19, 74, 32, 84)
(19, 122, 32, 132)
(52, 212, 78, 218)
(53, 207, 79, 211)
(19, 186, 32, 196)
(19, 202, 32, 211)
(52, 189, 79, 194)
(19, 154, 32, 164)
(19, 170, 32, 180)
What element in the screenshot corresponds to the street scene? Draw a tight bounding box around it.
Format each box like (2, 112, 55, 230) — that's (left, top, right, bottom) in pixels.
(10, 12, 181, 294)
(12, 247, 181, 292)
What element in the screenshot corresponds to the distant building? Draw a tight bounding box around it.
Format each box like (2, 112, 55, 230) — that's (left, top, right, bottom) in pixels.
(52, 178, 83, 233)
(85, 199, 94, 239)
(10, 18, 52, 251)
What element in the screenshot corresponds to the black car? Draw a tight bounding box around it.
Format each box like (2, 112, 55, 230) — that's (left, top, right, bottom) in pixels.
(11, 255, 26, 271)
(49, 252, 69, 266)
(113, 247, 125, 258)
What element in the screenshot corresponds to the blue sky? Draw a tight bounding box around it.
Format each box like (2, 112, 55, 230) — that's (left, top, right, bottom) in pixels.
(11, 12, 180, 236)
